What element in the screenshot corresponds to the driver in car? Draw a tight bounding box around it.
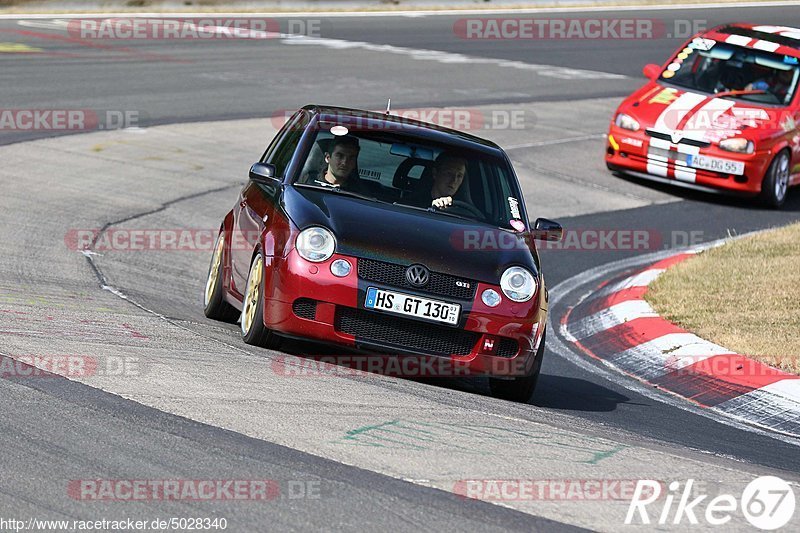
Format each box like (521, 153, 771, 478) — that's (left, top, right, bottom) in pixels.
(407, 152, 467, 209)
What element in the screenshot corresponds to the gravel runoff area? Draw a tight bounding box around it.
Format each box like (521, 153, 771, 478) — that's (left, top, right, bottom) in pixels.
(647, 222, 800, 375)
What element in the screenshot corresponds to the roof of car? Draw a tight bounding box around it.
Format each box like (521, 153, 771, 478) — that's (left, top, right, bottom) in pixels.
(301, 104, 507, 158)
(703, 23, 800, 58)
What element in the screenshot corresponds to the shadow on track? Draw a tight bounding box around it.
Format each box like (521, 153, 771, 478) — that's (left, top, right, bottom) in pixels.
(611, 172, 800, 212)
(531, 374, 633, 412)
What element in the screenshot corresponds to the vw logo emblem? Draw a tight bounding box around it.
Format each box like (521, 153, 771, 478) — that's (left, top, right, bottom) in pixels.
(405, 264, 430, 287)
(670, 131, 683, 144)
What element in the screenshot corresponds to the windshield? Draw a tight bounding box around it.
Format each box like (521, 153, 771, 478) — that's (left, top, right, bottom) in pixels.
(665, 41, 799, 105)
(293, 128, 526, 229)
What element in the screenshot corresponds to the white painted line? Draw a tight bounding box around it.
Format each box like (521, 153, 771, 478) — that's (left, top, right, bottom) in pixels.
(280, 36, 626, 80)
(505, 133, 605, 150)
(2, 3, 800, 19)
(569, 299, 658, 340)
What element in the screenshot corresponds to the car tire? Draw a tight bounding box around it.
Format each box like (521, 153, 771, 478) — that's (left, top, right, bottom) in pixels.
(760, 150, 790, 209)
(203, 231, 239, 322)
(240, 252, 282, 350)
(489, 329, 545, 403)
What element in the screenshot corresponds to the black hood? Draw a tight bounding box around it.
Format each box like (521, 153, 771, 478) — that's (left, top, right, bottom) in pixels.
(282, 186, 539, 284)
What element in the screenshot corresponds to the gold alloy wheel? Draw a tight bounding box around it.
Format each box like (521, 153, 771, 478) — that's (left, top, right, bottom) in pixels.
(204, 233, 224, 307)
(241, 255, 263, 336)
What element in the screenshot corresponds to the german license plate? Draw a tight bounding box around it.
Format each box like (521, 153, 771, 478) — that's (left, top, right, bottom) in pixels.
(365, 287, 460, 325)
(687, 154, 745, 175)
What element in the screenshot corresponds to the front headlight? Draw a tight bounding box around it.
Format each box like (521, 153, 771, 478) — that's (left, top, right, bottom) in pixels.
(500, 266, 537, 303)
(296, 227, 335, 262)
(719, 138, 754, 154)
(615, 113, 640, 131)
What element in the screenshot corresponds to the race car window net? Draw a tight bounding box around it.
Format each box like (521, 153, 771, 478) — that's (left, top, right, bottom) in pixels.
(293, 129, 522, 229)
(665, 43, 799, 105)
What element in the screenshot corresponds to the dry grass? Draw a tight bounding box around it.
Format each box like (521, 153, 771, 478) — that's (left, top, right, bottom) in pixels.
(646, 222, 800, 375)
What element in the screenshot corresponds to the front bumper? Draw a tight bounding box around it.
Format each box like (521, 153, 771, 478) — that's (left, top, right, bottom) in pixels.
(260, 249, 546, 378)
(605, 126, 769, 196)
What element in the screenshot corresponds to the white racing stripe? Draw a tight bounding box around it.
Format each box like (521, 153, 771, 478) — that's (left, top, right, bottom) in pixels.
(752, 40, 781, 52)
(653, 91, 706, 133)
(646, 160, 669, 177)
(725, 34, 753, 47)
(646, 136, 671, 176)
(674, 166, 696, 182)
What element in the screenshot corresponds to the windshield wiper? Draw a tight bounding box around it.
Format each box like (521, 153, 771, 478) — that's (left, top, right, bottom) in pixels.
(294, 182, 378, 202)
(395, 202, 474, 221)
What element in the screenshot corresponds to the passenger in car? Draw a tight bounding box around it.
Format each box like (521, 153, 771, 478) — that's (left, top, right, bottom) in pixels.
(405, 152, 467, 209)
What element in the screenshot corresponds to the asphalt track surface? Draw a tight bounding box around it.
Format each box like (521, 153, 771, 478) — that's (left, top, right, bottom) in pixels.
(2, 3, 800, 532)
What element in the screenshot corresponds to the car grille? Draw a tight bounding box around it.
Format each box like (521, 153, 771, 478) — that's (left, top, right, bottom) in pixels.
(335, 307, 480, 356)
(497, 338, 519, 358)
(646, 129, 710, 148)
(357, 258, 477, 300)
(292, 298, 317, 320)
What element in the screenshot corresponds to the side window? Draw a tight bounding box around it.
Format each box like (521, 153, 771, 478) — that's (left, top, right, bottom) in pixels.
(266, 111, 309, 177)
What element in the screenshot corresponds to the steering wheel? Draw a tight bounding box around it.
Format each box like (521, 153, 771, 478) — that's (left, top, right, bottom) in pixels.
(442, 200, 485, 220)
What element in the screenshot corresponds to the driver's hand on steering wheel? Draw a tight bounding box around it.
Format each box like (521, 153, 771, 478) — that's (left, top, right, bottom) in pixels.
(431, 196, 453, 209)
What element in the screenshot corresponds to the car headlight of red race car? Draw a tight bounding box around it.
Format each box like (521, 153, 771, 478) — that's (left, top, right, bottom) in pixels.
(500, 266, 537, 302)
(615, 113, 640, 131)
(718, 137, 755, 154)
(296, 226, 336, 262)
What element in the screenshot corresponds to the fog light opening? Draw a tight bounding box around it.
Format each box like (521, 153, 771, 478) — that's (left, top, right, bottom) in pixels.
(330, 259, 352, 277)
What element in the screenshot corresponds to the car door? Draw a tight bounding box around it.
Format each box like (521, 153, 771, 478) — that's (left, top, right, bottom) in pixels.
(231, 111, 309, 292)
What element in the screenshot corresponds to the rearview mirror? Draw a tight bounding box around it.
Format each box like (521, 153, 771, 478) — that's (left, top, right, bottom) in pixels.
(642, 63, 661, 80)
(389, 143, 435, 160)
(531, 218, 563, 242)
(249, 162, 278, 183)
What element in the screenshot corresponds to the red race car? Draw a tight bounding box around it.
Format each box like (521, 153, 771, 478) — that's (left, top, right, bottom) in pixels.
(606, 23, 800, 207)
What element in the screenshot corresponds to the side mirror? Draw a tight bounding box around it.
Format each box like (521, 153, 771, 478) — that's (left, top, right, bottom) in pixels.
(249, 162, 278, 183)
(642, 63, 661, 80)
(532, 218, 563, 242)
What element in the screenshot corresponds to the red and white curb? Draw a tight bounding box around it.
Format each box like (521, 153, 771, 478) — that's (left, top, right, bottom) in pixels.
(563, 250, 800, 438)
